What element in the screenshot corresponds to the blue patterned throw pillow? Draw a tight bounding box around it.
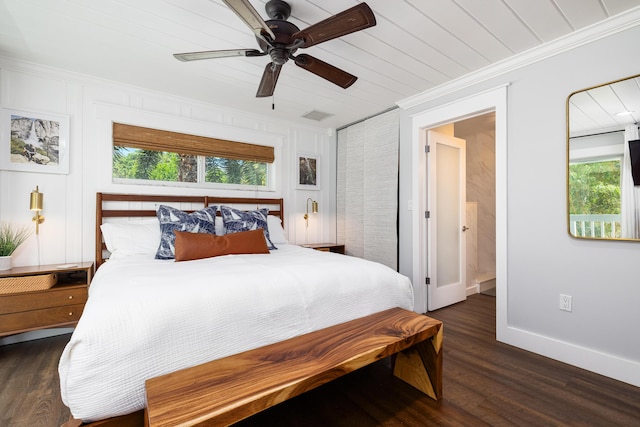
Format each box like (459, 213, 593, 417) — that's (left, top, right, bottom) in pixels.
(220, 206, 276, 250)
(155, 205, 218, 259)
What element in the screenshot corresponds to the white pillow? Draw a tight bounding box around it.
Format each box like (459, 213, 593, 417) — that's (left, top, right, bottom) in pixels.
(101, 220, 161, 255)
(215, 216, 224, 236)
(267, 215, 288, 244)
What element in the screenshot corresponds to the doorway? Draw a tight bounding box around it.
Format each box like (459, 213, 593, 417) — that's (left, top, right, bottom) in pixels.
(424, 115, 496, 311)
(454, 113, 497, 298)
(410, 85, 507, 325)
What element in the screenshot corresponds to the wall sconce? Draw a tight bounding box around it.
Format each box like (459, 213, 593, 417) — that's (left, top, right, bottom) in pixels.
(30, 186, 44, 234)
(304, 198, 318, 228)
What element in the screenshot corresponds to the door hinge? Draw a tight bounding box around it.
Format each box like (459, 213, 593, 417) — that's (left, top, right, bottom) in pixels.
(425, 145, 430, 153)
(425, 210, 430, 219)
(426, 277, 431, 285)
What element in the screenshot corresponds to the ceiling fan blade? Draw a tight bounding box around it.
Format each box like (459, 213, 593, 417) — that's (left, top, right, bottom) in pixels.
(292, 3, 376, 48)
(294, 54, 357, 89)
(173, 49, 265, 62)
(256, 63, 282, 97)
(222, 0, 276, 40)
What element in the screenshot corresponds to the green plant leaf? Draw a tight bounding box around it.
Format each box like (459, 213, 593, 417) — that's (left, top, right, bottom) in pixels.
(0, 222, 33, 256)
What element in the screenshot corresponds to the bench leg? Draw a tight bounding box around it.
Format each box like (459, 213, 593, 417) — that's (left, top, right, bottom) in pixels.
(63, 410, 145, 427)
(392, 324, 443, 400)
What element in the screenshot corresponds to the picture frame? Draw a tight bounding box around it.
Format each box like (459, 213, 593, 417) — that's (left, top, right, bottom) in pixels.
(297, 153, 319, 190)
(1, 108, 70, 174)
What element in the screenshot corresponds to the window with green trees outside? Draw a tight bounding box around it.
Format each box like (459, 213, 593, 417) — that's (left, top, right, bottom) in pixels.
(568, 158, 621, 238)
(113, 147, 268, 187)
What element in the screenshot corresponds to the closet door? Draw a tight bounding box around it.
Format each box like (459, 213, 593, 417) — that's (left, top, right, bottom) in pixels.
(337, 109, 399, 270)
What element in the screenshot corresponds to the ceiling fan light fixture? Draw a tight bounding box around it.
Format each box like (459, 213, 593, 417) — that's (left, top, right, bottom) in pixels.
(302, 110, 334, 121)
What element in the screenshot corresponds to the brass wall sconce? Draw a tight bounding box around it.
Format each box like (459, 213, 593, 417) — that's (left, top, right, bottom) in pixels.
(304, 198, 318, 228)
(30, 186, 44, 234)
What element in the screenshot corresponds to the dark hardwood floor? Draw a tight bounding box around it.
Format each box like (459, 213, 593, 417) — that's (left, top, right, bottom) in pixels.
(1, 294, 639, 426)
(0, 332, 72, 426)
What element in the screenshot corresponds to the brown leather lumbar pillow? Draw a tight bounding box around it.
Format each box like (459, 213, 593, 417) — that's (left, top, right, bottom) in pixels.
(174, 228, 270, 262)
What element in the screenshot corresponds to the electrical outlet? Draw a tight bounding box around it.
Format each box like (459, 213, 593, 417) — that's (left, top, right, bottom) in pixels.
(559, 294, 572, 312)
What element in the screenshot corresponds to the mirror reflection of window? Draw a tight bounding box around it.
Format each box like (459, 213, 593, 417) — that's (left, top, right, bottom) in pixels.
(569, 158, 621, 238)
(567, 74, 640, 240)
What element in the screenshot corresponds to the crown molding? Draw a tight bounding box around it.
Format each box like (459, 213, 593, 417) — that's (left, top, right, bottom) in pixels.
(397, 6, 640, 110)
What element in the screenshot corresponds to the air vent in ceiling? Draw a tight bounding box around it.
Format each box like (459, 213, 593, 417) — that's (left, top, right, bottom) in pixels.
(302, 110, 334, 121)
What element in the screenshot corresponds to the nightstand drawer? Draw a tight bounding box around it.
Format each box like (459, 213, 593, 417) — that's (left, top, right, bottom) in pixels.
(0, 303, 85, 335)
(0, 262, 92, 336)
(0, 285, 88, 315)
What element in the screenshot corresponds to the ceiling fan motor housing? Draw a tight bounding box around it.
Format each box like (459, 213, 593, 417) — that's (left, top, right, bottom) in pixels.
(257, 19, 300, 65)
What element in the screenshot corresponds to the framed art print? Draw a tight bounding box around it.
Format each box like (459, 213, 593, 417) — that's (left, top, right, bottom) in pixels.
(1, 108, 70, 174)
(297, 153, 319, 190)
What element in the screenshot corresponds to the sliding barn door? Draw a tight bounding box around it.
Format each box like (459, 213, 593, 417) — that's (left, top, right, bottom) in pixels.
(337, 109, 399, 270)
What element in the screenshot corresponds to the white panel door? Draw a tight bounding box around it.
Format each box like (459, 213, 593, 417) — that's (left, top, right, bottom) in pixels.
(427, 130, 467, 311)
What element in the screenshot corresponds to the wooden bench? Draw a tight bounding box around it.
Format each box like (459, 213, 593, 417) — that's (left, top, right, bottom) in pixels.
(144, 307, 443, 427)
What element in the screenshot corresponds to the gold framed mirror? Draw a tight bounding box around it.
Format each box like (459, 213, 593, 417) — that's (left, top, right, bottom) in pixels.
(567, 73, 640, 240)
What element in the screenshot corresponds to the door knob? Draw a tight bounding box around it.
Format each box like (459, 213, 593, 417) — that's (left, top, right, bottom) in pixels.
(462, 226, 470, 232)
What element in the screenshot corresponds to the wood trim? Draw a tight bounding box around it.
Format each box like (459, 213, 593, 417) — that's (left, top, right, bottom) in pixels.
(95, 192, 103, 269)
(112, 123, 274, 163)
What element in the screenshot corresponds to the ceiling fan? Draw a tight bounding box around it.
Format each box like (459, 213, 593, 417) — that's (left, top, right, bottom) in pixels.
(174, 0, 376, 97)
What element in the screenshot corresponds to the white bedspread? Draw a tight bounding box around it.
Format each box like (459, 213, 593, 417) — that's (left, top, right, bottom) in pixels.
(58, 244, 413, 422)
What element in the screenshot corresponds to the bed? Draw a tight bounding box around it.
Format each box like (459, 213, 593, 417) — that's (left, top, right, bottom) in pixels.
(58, 193, 414, 424)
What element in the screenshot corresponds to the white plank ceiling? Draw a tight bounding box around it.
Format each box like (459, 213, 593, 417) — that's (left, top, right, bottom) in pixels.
(1, 0, 639, 129)
(569, 75, 640, 137)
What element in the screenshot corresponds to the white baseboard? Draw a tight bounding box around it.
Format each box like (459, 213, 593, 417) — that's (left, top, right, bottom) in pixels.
(478, 279, 496, 294)
(467, 274, 496, 296)
(498, 325, 640, 388)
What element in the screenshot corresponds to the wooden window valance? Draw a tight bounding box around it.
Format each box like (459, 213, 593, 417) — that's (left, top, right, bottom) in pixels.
(112, 123, 274, 163)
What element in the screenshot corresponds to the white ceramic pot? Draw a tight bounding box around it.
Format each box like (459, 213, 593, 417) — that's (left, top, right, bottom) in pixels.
(0, 255, 12, 271)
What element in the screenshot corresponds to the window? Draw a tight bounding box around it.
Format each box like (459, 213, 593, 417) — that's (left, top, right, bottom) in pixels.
(111, 123, 273, 189)
(569, 158, 621, 238)
(204, 157, 266, 185)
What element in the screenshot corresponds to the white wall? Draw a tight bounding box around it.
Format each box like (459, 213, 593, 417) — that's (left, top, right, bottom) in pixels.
(0, 58, 337, 268)
(398, 19, 640, 387)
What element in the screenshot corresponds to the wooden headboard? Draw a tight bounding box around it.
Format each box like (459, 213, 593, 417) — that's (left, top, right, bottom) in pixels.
(96, 193, 284, 268)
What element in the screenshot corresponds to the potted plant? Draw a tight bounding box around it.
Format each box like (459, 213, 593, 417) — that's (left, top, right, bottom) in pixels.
(0, 222, 32, 270)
